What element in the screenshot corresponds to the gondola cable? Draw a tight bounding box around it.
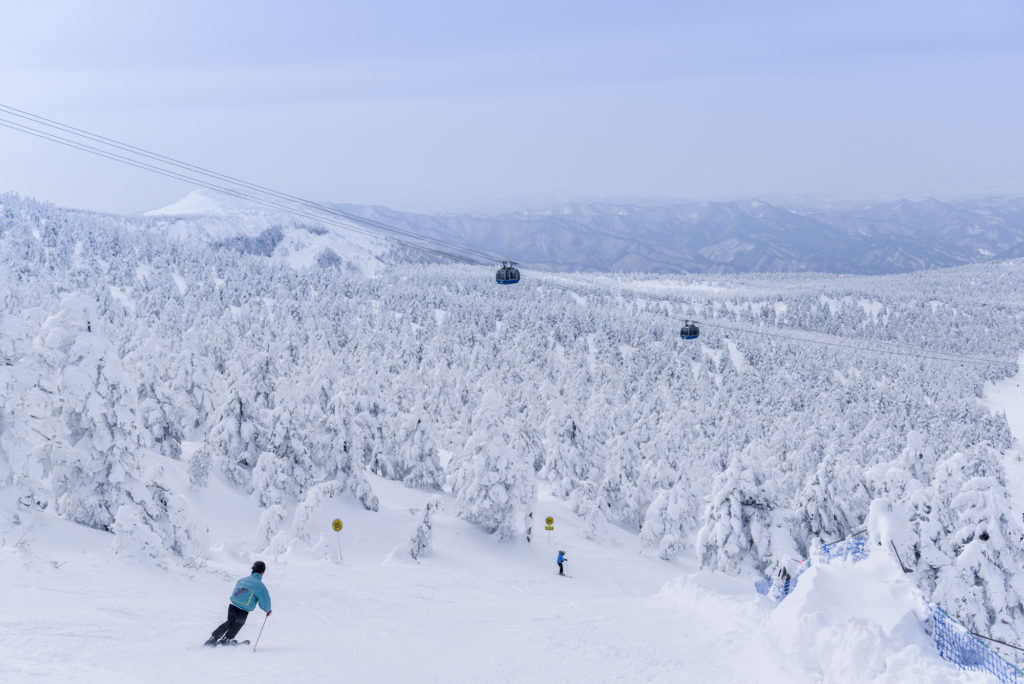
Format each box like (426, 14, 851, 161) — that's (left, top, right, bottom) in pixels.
(1, 105, 1018, 371)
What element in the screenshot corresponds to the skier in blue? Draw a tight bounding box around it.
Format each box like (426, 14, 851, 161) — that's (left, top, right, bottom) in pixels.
(557, 550, 567, 576)
(205, 561, 272, 646)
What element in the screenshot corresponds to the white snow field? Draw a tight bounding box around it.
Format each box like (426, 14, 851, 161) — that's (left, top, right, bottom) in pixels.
(2, 473, 982, 684)
(4, 195, 1021, 683)
(986, 353, 1024, 525)
(986, 353, 1024, 453)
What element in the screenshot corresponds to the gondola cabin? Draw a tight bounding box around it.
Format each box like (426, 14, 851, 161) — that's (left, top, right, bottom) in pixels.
(496, 260, 520, 285)
(679, 320, 700, 340)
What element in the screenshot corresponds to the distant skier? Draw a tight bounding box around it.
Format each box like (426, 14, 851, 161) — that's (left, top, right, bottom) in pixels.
(557, 550, 567, 576)
(205, 561, 272, 646)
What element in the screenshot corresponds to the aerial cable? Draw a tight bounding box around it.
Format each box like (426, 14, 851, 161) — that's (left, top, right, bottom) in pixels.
(517, 261, 1008, 361)
(706, 318, 1017, 367)
(706, 320, 1012, 368)
(0, 103, 500, 266)
(0, 103, 988, 336)
(504, 267, 1019, 369)
(513, 262, 1019, 368)
(0, 118, 489, 268)
(1, 105, 1018, 371)
(0, 117, 493, 266)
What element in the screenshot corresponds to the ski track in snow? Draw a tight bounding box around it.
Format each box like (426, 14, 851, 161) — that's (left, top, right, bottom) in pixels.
(986, 353, 1024, 447)
(0, 478, 804, 684)
(985, 352, 1024, 521)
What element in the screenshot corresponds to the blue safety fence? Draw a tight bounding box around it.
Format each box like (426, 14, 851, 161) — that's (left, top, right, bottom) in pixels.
(754, 574, 798, 600)
(754, 557, 810, 600)
(820, 535, 868, 563)
(753, 532, 1023, 682)
(755, 533, 866, 601)
(928, 605, 1022, 683)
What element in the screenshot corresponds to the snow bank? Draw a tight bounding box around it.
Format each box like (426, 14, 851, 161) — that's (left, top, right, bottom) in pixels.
(769, 554, 987, 682)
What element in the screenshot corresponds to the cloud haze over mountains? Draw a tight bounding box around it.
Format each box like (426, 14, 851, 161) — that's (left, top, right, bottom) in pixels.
(329, 195, 1024, 275)
(141, 190, 1024, 276)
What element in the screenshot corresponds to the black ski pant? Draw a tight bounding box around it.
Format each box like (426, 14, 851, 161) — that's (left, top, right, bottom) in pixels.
(558, 562, 564, 575)
(211, 604, 249, 641)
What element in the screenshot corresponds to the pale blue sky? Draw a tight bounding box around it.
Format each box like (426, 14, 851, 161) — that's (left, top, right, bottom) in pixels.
(2, 0, 1023, 213)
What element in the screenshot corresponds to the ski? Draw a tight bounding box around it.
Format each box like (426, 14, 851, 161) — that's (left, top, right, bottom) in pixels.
(204, 639, 250, 647)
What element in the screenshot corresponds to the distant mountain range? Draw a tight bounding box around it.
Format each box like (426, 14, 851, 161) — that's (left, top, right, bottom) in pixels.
(146, 191, 1024, 275)
(328, 196, 1024, 275)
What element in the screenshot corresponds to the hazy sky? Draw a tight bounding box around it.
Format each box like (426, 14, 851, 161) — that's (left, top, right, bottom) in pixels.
(2, 0, 1023, 214)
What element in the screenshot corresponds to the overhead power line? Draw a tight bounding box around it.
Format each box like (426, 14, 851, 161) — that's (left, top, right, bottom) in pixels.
(0, 102, 1018, 371)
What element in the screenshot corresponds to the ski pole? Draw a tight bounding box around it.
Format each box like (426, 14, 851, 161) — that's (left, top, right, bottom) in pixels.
(253, 613, 269, 652)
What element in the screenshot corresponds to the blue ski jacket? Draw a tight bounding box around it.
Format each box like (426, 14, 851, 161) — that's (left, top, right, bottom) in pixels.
(557, 552, 565, 563)
(229, 573, 271, 613)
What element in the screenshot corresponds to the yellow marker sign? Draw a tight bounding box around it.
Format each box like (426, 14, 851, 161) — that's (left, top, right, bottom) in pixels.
(545, 516, 554, 526)
(332, 519, 343, 532)
(544, 525, 554, 531)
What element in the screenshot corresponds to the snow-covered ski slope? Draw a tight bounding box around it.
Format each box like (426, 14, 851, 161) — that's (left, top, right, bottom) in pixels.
(986, 353, 1024, 534)
(1, 473, 983, 684)
(986, 353, 1024, 451)
(2, 193, 1022, 683)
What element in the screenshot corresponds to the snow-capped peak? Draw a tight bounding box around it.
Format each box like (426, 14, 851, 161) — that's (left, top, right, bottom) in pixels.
(145, 189, 237, 216)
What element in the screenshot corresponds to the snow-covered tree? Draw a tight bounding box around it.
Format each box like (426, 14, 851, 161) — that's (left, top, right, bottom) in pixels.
(697, 445, 794, 573)
(113, 474, 208, 563)
(640, 483, 700, 559)
(451, 388, 536, 540)
(3, 192, 1023, 631)
(408, 495, 443, 561)
(33, 294, 142, 531)
(203, 366, 269, 490)
(539, 399, 589, 499)
(932, 455, 1024, 641)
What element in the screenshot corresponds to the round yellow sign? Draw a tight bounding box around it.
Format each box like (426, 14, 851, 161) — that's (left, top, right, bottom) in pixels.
(332, 519, 343, 531)
(545, 516, 554, 526)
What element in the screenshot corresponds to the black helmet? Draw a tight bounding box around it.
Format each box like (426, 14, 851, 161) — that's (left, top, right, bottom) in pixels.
(252, 560, 266, 574)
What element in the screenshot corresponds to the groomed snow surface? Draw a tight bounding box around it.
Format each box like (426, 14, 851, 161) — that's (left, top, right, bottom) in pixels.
(987, 353, 1024, 540)
(2, 473, 985, 684)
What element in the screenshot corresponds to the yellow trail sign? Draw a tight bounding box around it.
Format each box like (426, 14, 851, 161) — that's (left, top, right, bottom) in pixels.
(545, 516, 554, 526)
(332, 519, 343, 532)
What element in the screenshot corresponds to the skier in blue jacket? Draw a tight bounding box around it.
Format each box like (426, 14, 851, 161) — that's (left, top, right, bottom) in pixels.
(205, 561, 272, 646)
(557, 550, 567, 576)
